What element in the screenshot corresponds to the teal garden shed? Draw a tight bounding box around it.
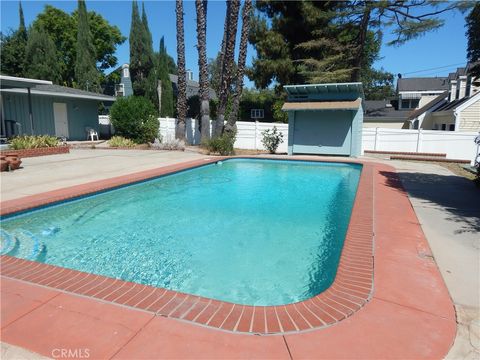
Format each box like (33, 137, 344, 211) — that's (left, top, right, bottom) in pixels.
(0, 75, 115, 140)
(282, 83, 364, 157)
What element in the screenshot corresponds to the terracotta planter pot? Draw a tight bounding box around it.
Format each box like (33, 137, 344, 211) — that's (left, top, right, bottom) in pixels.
(8, 159, 22, 170)
(0, 159, 8, 172)
(5, 156, 19, 163)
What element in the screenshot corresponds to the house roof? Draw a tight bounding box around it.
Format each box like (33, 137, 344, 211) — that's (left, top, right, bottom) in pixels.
(433, 96, 470, 112)
(0, 75, 53, 88)
(169, 74, 217, 100)
(397, 77, 448, 92)
(282, 99, 361, 111)
(0, 83, 116, 102)
(408, 91, 448, 120)
(364, 100, 409, 120)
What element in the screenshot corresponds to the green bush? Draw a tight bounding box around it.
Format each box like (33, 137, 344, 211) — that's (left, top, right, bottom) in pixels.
(108, 136, 136, 148)
(109, 96, 159, 144)
(205, 131, 236, 155)
(261, 126, 284, 154)
(10, 135, 59, 149)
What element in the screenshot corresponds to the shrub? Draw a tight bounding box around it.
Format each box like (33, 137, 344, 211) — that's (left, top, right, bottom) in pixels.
(108, 136, 135, 148)
(150, 137, 185, 151)
(261, 126, 284, 154)
(109, 96, 159, 144)
(205, 131, 236, 155)
(9, 135, 59, 150)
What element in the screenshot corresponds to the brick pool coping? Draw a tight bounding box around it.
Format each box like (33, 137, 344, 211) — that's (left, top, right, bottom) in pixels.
(0, 156, 373, 335)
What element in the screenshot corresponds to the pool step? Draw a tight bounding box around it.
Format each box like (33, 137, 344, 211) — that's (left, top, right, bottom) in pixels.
(1, 229, 46, 261)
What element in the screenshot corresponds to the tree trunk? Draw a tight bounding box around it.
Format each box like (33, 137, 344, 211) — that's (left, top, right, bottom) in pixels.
(213, 0, 240, 138)
(196, 0, 210, 142)
(351, 2, 372, 82)
(175, 0, 187, 141)
(225, 0, 252, 135)
(157, 79, 162, 115)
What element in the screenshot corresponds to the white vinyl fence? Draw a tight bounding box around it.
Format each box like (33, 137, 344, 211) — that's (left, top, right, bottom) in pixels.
(362, 128, 479, 164)
(100, 116, 479, 164)
(158, 117, 289, 153)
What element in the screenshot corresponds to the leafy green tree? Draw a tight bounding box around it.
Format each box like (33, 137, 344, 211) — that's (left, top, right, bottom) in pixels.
(466, 3, 480, 82)
(0, 2, 28, 77)
(24, 26, 61, 83)
(32, 5, 125, 86)
(157, 37, 174, 117)
(109, 96, 159, 144)
(345, 1, 473, 82)
(362, 68, 395, 100)
(75, 0, 100, 92)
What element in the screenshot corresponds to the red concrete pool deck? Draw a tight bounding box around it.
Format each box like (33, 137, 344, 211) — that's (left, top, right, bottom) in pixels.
(0, 157, 456, 359)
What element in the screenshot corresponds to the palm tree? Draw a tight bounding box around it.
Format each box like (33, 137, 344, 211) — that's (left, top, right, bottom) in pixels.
(213, 0, 240, 138)
(175, 0, 187, 141)
(196, 0, 210, 142)
(225, 0, 253, 135)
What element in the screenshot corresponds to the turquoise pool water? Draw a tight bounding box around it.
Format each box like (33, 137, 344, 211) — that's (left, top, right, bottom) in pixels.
(0, 159, 361, 306)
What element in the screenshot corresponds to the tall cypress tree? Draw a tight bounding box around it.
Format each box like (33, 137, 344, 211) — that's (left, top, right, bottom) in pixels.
(24, 26, 61, 83)
(157, 37, 174, 117)
(74, 0, 100, 91)
(130, 1, 155, 102)
(0, 2, 28, 77)
(141, 2, 157, 107)
(18, 2, 27, 42)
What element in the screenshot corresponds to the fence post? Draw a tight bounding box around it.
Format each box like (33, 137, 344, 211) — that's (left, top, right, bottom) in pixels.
(254, 121, 258, 150)
(416, 128, 422, 153)
(374, 127, 379, 151)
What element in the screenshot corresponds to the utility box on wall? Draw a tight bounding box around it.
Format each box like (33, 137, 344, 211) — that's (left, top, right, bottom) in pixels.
(282, 83, 364, 157)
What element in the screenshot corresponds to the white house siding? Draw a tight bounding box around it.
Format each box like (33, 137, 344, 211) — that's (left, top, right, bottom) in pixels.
(458, 99, 480, 132)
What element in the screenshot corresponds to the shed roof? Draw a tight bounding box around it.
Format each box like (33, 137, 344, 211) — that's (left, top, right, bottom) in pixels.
(282, 98, 361, 111)
(284, 82, 364, 97)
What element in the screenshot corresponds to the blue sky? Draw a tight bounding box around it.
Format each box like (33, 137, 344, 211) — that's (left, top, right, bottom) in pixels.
(0, 0, 471, 87)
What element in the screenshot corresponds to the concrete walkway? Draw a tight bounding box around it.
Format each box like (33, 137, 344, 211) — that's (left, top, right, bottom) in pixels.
(379, 160, 480, 359)
(0, 149, 205, 201)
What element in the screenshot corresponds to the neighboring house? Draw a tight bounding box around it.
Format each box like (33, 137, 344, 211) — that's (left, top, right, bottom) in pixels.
(115, 64, 133, 97)
(169, 74, 217, 100)
(363, 100, 409, 129)
(396, 76, 449, 110)
(405, 66, 480, 131)
(107, 63, 217, 100)
(0, 75, 115, 140)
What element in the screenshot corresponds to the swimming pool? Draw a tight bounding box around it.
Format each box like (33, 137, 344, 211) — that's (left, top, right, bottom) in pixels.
(0, 159, 361, 306)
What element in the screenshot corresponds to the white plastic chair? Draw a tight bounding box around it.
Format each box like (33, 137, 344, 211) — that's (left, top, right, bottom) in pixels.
(86, 127, 99, 141)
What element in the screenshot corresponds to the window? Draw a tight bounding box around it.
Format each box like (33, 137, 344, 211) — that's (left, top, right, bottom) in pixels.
(250, 109, 264, 119)
(123, 68, 129, 78)
(401, 99, 420, 109)
(411, 99, 420, 108)
(449, 124, 455, 131)
(401, 100, 410, 109)
(441, 124, 446, 131)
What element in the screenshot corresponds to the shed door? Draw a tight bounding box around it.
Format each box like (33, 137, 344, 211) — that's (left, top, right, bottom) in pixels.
(293, 111, 352, 155)
(53, 103, 69, 138)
